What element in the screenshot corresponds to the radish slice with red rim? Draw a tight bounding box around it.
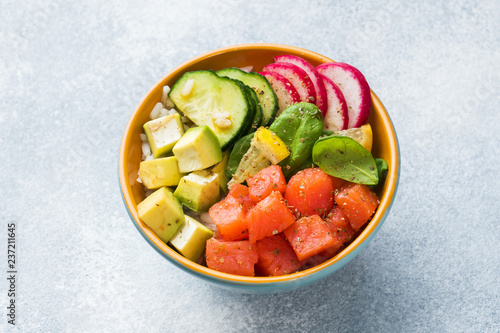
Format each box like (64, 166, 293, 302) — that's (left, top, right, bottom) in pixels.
(262, 62, 316, 105)
(320, 74, 348, 132)
(274, 55, 328, 116)
(316, 62, 371, 128)
(260, 71, 301, 117)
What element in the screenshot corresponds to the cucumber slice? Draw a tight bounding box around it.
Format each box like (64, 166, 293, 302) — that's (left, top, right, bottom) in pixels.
(216, 68, 278, 126)
(236, 81, 257, 137)
(243, 84, 263, 131)
(169, 70, 254, 150)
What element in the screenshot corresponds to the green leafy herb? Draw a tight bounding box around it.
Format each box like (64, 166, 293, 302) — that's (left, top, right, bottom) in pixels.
(375, 158, 388, 182)
(312, 135, 379, 185)
(370, 158, 389, 189)
(269, 102, 323, 178)
(225, 132, 254, 179)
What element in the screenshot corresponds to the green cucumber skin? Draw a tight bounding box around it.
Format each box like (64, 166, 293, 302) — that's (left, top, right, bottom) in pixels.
(245, 85, 263, 131)
(216, 68, 278, 126)
(168, 70, 253, 150)
(240, 83, 262, 133)
(216, 68, 262, 130)
(234, 81, 257, 138)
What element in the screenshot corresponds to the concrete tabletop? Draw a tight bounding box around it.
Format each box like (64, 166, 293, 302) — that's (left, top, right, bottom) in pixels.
(1, 1, 498, 332)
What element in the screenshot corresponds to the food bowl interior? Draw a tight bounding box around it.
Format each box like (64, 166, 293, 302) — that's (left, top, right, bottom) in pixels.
(119, 44, 399, 292)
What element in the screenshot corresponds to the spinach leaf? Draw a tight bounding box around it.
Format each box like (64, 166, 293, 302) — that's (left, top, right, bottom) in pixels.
(269, 102, 323, 177)
(369, 158, 389, 189)
(312, 135, 379, 185)
(375, 158, 388, 182)
(322, 129, 334, 137)
(225, 132, 254, 179)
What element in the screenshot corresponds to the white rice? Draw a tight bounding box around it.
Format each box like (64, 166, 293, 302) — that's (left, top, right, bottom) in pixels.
(159, 108, 169, 118)
(141, 142, 152, 158)
(161, 85, 176, 109)
(199, 212, 216, 232)
(150, 102, 164, 119)
(239, 66, 253, 73)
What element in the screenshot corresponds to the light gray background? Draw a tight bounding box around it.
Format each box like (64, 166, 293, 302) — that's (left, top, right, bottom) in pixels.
(1, 1, 499, 332)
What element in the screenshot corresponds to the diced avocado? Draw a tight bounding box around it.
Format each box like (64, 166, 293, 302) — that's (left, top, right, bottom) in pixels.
(169, 215, 214, 262)
(172, 125, 223, 173)
(143, 113, 184, 158)
(210, 150, 230, 194)
(174, 170, 220, 212)
(137, 187, 184, 243)
(138, 156, 183, 189)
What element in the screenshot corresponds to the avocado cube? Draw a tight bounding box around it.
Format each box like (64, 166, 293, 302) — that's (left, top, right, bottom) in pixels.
(210, 150, 230, 194)
(139, 156, 183, 190)
(172, 126, 222, 173)
(143, 114, 184, 158)
(169, 215, 214, 262)
(137, 187, 185, 243)
(174, 170, 220, 212)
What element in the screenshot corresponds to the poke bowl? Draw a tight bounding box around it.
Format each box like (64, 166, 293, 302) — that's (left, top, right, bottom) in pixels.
(118, 43, 399, 293)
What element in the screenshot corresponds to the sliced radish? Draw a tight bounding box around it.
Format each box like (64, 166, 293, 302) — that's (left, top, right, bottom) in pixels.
(316, 62, 371, 128)
(274, 55, 328, 116)
(262, 62, 316, 104)
(260, 71, 301, 116)
(320, 74, 348, 132)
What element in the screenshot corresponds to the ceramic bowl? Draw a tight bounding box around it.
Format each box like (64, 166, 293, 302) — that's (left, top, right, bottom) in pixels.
(119, 43, 400, 293)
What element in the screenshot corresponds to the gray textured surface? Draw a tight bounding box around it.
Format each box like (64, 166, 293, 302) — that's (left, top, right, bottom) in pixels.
(1, 1, 499, 332)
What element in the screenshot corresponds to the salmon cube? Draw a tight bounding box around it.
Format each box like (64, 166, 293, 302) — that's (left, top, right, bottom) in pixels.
(247, 165, 287, 203)
(335, 184, 379, 231)
(205, 238, 258, 276)
(283, 215, 337, 262)
(209, 196, 248, 241)
(247, 191, 296, 244)
(255, 234, 301, 276)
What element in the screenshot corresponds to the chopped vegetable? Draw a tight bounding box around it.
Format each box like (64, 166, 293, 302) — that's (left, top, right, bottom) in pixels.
(316, 62, 371, 129)
(137, 187, 184, 244)
(143, 113, 184, 158)
(173, 170, 220, 212)
(172, 125, 223, 173)
(169, 215, 214, 262)
(216, 67, 278, 126)
(274, 54, 328, 115)
(138, 156, 183, 189)
(227, 127, 289, 188)
(210, 150, 230, 194)
(168, 70, 255, 150)
(225, 132, 254, 180)
(334, 123, 373, 152)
